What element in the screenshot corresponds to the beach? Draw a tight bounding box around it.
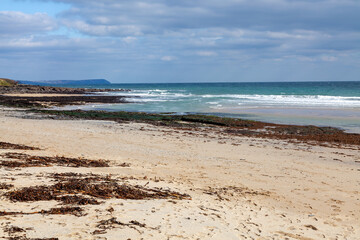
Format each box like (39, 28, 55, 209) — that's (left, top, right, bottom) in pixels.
(0, 106, 359, 239)
(2, 0, 360, 238)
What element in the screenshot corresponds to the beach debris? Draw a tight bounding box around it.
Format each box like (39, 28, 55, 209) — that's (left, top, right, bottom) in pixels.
(92, 217, 148, 235)
(0, 152, 110, 168)
(4, 226, 26, 234)
(0, 207, 84, 217)
(2, 225, 59, 240)
(5, 173, 191, 205)
(57, 195, 101, 205)
(7, 237, 59, 240)
(0, 183, 14, 190)
(304, 224, 318, 231)
(203, 186, 270, 201)
(0, 142, 39, 150)
(40, 207, 85, 217)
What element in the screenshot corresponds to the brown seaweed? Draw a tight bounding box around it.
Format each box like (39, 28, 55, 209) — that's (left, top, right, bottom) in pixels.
(0, 183, 14, 190)
(5, 174, 191, 205)
(0, 152, 110, 168)
(92, 217, 148, 235)
(0, 142, 39, 150)
(0, 207, 84, 217)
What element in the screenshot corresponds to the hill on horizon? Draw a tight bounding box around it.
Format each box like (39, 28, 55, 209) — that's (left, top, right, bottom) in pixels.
(18, 79, 111, 86)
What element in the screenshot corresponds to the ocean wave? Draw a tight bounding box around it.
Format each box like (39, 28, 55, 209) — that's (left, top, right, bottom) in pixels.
(107, 90, 193, 98)
(202, 94, 360, 107)
(124, 98, 169, 103)
(99, 89, 360, 107)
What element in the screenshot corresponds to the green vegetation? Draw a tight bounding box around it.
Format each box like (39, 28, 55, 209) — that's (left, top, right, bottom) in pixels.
(31, 110, 262, 128)
(0, 78, 17, 86)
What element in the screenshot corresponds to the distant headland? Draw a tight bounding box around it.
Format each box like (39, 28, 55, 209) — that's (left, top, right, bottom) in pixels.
(18, 79, 111, 86)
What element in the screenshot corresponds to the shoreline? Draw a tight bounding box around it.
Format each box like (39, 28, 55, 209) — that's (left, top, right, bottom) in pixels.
(1, 84, 359, 135)
(210, 107, 360, 134)
(30, 109, 360, 149)
(0, 85, 359, 239)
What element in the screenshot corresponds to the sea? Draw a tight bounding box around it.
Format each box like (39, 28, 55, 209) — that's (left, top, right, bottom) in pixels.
(56, 81, 360, 133)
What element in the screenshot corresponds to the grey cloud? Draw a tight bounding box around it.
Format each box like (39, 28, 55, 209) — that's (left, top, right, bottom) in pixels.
(0, 11, 57, 37)
(2, 0, 360, 82)
(35, 0, 360, 57)
(35, 0, 360, 35)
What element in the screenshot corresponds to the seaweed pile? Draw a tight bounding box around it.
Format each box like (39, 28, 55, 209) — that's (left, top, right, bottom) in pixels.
(0, 142, 40, 150)
(0, 141, 191, 239)
(0, 152, 110, 168)
(6, 173, 191, 204)
(3, 225, 60, 240)
(0, 207, 84, 217)
(92, 217, 150, 235)
(0, 183, 14, 190)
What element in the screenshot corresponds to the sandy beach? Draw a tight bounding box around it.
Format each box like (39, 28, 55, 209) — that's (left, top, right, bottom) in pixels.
(0, 106, 359, 240)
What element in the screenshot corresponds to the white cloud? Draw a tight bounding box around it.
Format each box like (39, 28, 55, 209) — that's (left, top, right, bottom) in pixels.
(62, 19, 143, 36)
(321, 56, 337, 62)
(161, 56, 176, 61)
(196, 51, 217, 57)
(0, 11, 57, 36)
(122, 36, 137, 43)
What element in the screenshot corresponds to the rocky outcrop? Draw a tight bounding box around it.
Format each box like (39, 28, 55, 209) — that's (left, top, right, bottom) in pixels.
(0, 84, 128, 94)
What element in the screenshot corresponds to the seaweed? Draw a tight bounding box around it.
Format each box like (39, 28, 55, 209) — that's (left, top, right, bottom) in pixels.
(4, 226, 26, 234)
(92, 217, 148, 235)
(0, 183, 14, 190)
(0, 207, 84, 217)
(57, 195, 101, 205)
(40, 207, 84, 217)
(203, 186, 270, 201)
(32, 109, 264, 128)
(7, 238, 58, 240)
(0, 95, 127, 108)
(0, 152, 110, 168)
(0, 142, 39, 150)
(5, 174, 191, 205)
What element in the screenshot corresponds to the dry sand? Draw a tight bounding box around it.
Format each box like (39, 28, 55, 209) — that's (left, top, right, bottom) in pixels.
(0, 107, 359, 239)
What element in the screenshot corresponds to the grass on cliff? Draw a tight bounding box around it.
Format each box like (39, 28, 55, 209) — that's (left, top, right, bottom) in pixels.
(0, 78, 17, 86)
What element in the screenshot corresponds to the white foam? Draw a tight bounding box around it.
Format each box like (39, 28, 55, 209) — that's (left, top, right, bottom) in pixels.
(202, 94, 360, 107)
(100, 89, 360, 108)
(124, 98, 169, 103)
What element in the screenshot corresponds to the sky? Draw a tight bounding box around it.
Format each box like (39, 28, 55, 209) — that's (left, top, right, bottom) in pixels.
(0, 0, 360, 83)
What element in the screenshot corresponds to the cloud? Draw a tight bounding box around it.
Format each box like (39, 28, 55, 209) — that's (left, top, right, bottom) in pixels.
(161, 56, 176, 61)
(38, 0, 360, 35)
(0, 11, 57, 36)
(1, 0, 360, 82)
(321, 56, 337, 62)
(196, 51, 217, 57)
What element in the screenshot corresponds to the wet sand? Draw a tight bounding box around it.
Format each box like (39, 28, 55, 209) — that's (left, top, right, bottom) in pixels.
(0, 107, 359, 239)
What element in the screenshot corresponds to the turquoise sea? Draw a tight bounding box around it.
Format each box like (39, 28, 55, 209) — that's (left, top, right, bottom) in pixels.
(57, 81, 360, 133)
